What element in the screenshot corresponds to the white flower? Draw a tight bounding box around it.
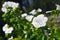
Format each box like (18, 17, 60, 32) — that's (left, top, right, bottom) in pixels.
(29, 9, 36, 15)
(8, 36, 13, 40)
(37, 8, 42, 12)
(3, 24, 8, 31)
(1, 1, 19, 13)
(56, 4, 60, 10)
(2, 24, 13, 34)
(46, 11, 52, 13)
(5, 27, 13, 34)
(21, 13, 27, 17)
(32, 14, 48, 28)
(25, 15, 34, 21)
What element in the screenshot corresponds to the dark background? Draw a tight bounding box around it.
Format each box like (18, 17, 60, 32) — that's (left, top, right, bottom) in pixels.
(0, 0, 60, 12)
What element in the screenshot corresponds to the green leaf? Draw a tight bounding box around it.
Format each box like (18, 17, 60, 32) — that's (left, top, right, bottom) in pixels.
(42, 35, 44, 40)
(2, 14, 7, 17)
(10, 18, 15, 22)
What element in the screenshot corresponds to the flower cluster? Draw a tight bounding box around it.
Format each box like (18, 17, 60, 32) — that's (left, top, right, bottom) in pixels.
(2, 24, 13, 34)
(1, 1, 19, 13)
(22, 9, 48, 28)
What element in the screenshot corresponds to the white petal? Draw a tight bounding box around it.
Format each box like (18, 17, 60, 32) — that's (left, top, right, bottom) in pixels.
(32, 17, 40, 28)
(21, 13, 27, 17)
(37, 14, 44, 18)
(56, 4, 60, 10)
(3, 2, 8, 8)
(7, 2, 12, 7)
(26, 15, 34, 21)
(1, 8, 7, 13)
(32, 22, 40, 28)
(40, 23, 46, 27)
(46, 11, 52, 13)
(2, 24, 8, 31)
(44, 17, 48, 22)
(5, 27, 13, 34)
(29, 9, 36, 15)
(8, 36, 13, 40)
(37, 8, 42, 12)
(12, 3, 19, 8)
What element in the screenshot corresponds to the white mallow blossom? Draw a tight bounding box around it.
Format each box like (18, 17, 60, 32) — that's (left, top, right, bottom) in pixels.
(37, 8, 42, 12)
(56, 4, 60, 10)
(21, 13, 27, 17)
(8, 36, 13, 40)
(29, 9, 36, 15)
(1, 1, 19, 13)
(25, 15, 34, 21)
(46, 11, 52, 13)
(2, 24, 13, 34)
(32, 14, 48, 28)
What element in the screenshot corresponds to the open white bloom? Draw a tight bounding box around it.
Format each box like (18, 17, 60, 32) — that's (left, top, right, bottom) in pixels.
(8, 36, 13, 40)
(46, 11, 52, 13)
(1, 1, 19, 13)
(29, 9, 36, 15)
(37, 8, 42, 12)
(32, 14, 48, 28)
(56, 4, 60, 10)
(2, 24, 13, 34)
(25, 15, 34, 21)
(21, 13, 27, 17)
